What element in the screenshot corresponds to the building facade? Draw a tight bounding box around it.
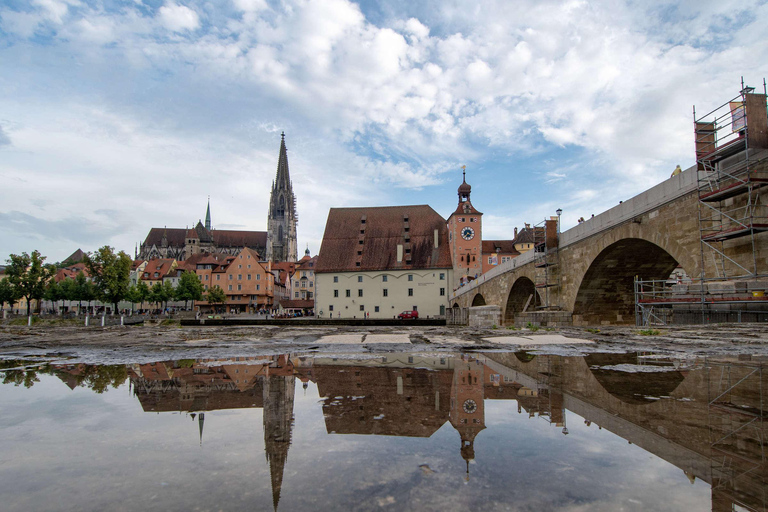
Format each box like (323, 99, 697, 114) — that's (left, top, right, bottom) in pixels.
(315, 205, 453, 319)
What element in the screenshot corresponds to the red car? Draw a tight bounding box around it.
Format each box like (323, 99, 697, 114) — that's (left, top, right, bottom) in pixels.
(398, 310, 419, 320)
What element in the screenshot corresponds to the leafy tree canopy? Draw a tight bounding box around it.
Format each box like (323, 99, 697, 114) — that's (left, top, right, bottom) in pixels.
(84, 247, 131, 313)
(5, 250, 55, 315)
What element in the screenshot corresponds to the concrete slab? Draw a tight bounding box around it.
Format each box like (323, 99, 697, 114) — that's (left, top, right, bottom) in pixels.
(316, 334, 365, 344)
(484, 334, 594, 346)
(363, 334, 412, 344)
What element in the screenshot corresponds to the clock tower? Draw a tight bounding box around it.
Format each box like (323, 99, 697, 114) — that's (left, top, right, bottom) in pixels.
(447, 168, 483, 277)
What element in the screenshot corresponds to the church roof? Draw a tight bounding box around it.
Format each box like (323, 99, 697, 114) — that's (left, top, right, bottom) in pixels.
(316, 205, 453, 273)
(142, 228, 267, 251)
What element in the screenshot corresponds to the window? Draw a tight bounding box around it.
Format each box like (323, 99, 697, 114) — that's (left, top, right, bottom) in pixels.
(228, 275, 232, 280)
(247, 264, 251, 269)
(382, 275, 387, 282)
(238, 264, 242, 269)
(358, 289, 363, 297)
(228, 285, 232, 291)
(216, 275, 220, 281)
(308, 292, 313, 299)
(204, 285, 208, 290)
(334, 276, 338, 283)
(346, 290, 351, 297)
(295, 292, 299, 298)
(439, 273, 445, 280)
(383, 289, 388, 297)
(247, 274, 251, 280)
(329, 305, 334, 311)
(440, 288, 445, 296)
(256, 284, 260, 290)
(237, 284, 242, 291)
(295, 281, 300, 288)
(302, 271, 306, 277)
(357, 276, 363, 282)
(408, 274, 413, 281)
(408, 288, 413, 296)
(359, 305, 365, 311)
(334, 290, 339, 297)
(355, 262, 360, 267)
(238, 274, 242, 280)
(374, 306, 379, 312)
(256, 274, 261, 280)
(310, 282, 313, 287)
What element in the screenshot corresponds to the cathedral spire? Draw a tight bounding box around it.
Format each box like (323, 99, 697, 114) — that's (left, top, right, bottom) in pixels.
(205, 196, 211, 231)
(266, 132, 298, 263)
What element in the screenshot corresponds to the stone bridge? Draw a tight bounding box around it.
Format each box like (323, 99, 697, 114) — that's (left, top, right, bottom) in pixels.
(450, 165, 768, 326)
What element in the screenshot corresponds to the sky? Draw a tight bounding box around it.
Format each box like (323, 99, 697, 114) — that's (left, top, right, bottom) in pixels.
(1, 0, 767, 263)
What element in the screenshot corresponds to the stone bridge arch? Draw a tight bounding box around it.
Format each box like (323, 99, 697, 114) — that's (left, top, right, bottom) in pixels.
(563, 219, 700, 325)
(570, 238, 680, 325)
(472, 293, 486, 306)
(504, 277, 542, 324)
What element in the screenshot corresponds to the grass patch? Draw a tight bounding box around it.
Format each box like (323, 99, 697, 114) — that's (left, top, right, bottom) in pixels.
(586, 328, 601, 334)
(160, 319, 180, 327)
(638, 328, 661, 336)
(506, 326, 518, 330)
(526, 322, 540, 332)
(9, 316, 42, 326)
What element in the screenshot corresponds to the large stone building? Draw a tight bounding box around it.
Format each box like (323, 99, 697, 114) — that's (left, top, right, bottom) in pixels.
(315, 205, 453, 319)
(139, 134, 298, 263)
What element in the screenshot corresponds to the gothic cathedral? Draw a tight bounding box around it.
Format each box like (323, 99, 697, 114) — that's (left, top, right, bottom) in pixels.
(266, 132, 298, 263)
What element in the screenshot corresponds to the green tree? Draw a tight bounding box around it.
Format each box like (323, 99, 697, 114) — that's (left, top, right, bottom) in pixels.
(135, 281, 150, 311)
(125, 284, 141, 314)
(59, 278, 77, 313)
(84, 246, 131, 314)
(5, 250, 55, 316)
(150, 281, 174, 311)
(43, 280, 64, 314)
(175, 271, 204, 309)
(0, 278, 21, 314)
(206, 285, 227, 311)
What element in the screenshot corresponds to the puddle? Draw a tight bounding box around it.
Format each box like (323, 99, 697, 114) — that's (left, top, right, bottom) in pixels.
(0, 352, 766, 511)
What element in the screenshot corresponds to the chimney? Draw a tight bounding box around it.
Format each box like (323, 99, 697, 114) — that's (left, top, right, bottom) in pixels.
(514, 227, 518, 238)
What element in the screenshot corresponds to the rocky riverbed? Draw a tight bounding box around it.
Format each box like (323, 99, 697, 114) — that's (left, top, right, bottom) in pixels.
(2, 321, 768, 363)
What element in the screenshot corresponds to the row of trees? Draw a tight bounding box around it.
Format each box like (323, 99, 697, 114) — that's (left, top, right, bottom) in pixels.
(2, 246, 226, 316)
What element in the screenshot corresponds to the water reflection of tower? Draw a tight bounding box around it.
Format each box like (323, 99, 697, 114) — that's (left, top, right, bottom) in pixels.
(449, 357, 486, 480)
(263, 367, 295, 511)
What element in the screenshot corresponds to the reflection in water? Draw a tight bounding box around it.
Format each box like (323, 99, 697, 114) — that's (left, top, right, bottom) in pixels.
(2, 352, 766, 511)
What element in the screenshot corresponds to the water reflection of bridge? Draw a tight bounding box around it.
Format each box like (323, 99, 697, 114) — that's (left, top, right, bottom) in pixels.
(125, 352, 767, 512)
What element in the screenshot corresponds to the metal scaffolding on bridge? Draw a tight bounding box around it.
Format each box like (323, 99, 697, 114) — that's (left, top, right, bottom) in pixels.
(534, 217, 560, 310)
(635, 79, 768, 326)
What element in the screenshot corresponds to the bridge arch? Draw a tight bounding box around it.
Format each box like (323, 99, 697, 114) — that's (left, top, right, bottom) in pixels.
(504, 277, 542, 324)
(572, 238, 680, 325)
(472, 293, 486, 306)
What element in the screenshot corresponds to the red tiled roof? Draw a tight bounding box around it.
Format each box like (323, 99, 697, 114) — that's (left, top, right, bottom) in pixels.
(316, 205, 452, 273)
(142, 259, 175, 278)
(142, 228, 267, 250)
(482, 240, 519, 255)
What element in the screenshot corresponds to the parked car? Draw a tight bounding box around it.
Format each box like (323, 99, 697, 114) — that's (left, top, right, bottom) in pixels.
(398, 310, 419, 320)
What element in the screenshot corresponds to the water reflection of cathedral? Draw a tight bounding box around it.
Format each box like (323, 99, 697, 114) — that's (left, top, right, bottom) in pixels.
(126, 352, 768, 512)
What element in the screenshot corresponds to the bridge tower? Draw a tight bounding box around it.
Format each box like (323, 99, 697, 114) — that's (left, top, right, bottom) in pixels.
(447, 167, 483, 279)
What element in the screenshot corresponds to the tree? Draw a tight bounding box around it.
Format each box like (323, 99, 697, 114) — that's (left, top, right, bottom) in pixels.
(206, 285, 227, 311)
(84, 246, 131, 314)
(72, 271, 96, 315)
(43, 280, 64, 314)
(135, 281, 149, 311)
(0, 278, 21, 314)
(150, 281, 174, 311)
(59, 278, 77, 313)
(125, 284, 142, 314)
(5, 250, 55, 316)
(175, 271, 204, 309)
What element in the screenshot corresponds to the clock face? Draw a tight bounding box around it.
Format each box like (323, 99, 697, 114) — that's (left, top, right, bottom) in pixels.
(463, 399, 477, 414)
(461, 226, 475, 240)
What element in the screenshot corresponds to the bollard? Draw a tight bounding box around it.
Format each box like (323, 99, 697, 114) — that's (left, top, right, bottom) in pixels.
(85, 315, 89, 326)
(101, 315, 105, 327)
(121, 315, 124, 326)
(28, 315, 32, 327)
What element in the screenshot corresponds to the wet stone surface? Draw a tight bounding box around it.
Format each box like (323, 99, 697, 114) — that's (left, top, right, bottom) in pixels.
(1, 346, 766, 511)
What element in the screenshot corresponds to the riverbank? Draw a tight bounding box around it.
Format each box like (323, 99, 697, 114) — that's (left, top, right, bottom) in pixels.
(2, 321, 768, 363)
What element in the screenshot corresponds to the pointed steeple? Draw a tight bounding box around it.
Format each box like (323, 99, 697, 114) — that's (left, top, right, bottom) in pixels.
(198, 412, 205, 446)
(275, 132, 290, 190)
(205, 196, 211, 231)
(267, 132, 298, 263)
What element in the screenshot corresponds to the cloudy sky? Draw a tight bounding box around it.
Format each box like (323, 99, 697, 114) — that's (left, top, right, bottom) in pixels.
(1, 0, 767, 262)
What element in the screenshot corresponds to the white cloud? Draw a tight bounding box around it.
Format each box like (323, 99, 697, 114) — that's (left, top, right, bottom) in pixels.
(158, 2, 200, 32)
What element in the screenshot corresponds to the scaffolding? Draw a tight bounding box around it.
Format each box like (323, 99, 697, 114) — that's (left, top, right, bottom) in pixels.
(635, 79, 768, 326)
(534, 217, 560, 310)
(696, 78, 768, 280)
(707, 360, 767, 511)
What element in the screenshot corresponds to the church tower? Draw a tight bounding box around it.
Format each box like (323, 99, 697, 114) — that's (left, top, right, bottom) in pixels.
(266, 133, 298, 263)
(447, 167, 483, 277)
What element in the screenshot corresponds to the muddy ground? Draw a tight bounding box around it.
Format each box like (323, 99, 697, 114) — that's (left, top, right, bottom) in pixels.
(2, 321, 768, 363)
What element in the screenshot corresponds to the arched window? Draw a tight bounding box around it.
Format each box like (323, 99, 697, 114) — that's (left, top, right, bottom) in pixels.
(277, 196, 285, 218)
(278, 225, 283, 242)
